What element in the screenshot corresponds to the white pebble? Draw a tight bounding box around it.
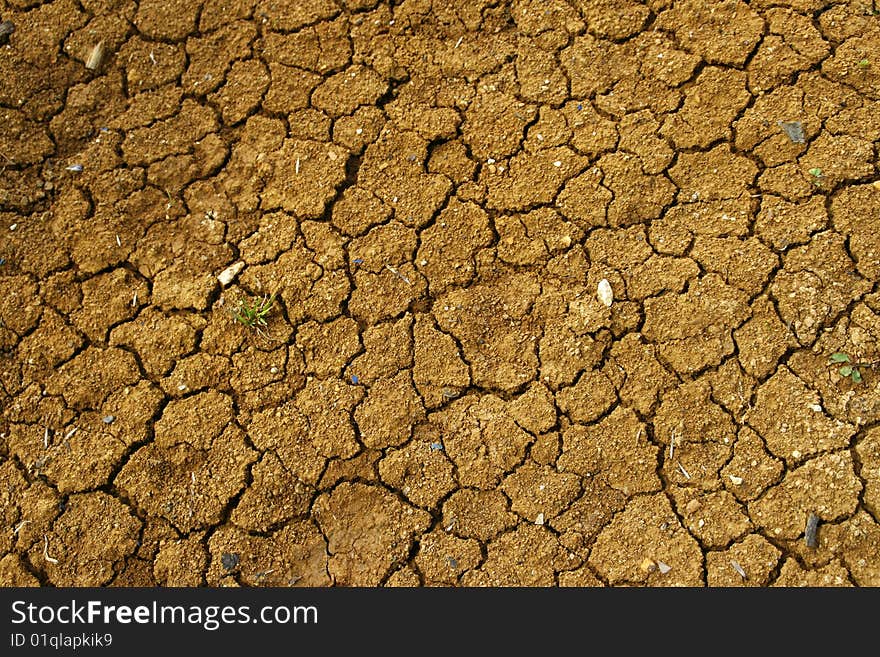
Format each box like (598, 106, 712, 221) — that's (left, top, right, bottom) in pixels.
(597, 278, 613, 307)
(217, 261, 245, 287)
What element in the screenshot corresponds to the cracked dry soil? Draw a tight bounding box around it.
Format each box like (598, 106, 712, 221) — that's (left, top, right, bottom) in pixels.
(1, 0, 880, 588)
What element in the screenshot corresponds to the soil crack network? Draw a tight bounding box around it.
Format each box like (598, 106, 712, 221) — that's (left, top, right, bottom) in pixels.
(1, 0, 880, 588)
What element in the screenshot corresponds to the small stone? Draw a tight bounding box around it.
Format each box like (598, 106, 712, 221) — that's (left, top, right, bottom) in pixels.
(657, 561, 672, 574)
(684, 499, 701, 514)
(597, 278, 613, 307)
(102, 415, 116, 424)
(221, 552, 240, 571)
(0, 21, 15, 45)
(805, 513, 820, 548)
(728, 474, 744, 485)
(217, 261, 245, 287)
(535, 512, 545, 525)
(639, 557, 657, 573)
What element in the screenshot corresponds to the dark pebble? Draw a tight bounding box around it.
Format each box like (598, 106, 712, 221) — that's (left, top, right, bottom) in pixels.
(221, 552, 240, 570)
(804, 512, 820, 548)
(0, 21, 14, 45)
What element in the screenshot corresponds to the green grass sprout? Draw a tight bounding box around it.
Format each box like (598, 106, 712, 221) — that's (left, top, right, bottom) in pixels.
(829, 351, 871, 384)
(232, 292, 277, 334)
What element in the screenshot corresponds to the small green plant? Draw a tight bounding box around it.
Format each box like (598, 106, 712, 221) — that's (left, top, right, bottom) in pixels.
(829, 351, 871, 384)
(858, 58, 870, 70)
(232, 292, 276, 334)
(808, 167, 824, 186)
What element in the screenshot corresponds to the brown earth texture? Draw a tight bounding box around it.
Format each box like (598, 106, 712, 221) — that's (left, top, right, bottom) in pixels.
(1, 0, 880, 588)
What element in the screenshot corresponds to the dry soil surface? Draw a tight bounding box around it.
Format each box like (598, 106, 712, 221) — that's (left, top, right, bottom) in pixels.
(1, 0, 880, 587)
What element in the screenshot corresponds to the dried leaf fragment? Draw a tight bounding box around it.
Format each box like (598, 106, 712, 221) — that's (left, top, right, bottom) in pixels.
(86, 41, 105, 71)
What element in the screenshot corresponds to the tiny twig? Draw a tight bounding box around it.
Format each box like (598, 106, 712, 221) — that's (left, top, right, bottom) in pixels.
(43, 535, 59, 564)
(385, 264, 411, 284)
(730, 559, 748, 580)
